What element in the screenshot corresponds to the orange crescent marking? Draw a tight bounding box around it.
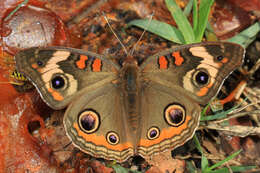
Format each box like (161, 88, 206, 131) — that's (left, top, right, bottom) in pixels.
(221, 57, 228, 64)
(196, 87, 209, 97)
(217, 57, 229, 67)
(92, 59, 102, 72)
(196, 82, 213, 96)
(159, 56, 168, 69)
(172, 51, 184, 66)
(48, 88, 64, 101)
(73, 123, 134, 151)
(76, 55, 88, 69)
(31, 63, 38, 69)
(138, 115, 192, 147)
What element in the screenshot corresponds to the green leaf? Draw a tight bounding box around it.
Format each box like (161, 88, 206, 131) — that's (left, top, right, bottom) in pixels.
(165, 0, 195, 43)
(128, 19, 185, 44)
(192, 0, 198, 33)
(228, 22, 260, 48)
(183, 0, 194, 16)
(194, 0, 214, 42)
(207, 150, 242, 171)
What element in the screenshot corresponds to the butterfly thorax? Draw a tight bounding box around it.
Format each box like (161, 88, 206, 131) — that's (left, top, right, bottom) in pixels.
(120, 60, 141, 133)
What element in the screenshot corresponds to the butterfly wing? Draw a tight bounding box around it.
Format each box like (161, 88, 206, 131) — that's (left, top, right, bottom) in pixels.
(137, 81, 200, 158)
(63, 82, 136, 162)
(140, 42, 245, 104)
(137, 42, 244, 158)
(15, 47, 120, 109)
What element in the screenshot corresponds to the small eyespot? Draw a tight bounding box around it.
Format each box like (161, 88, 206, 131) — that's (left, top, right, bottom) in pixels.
(78, 109, 100, 134)
(37, 60, 43, 66)
(194, 70, 209, 85)
(217, 55, 224, 61)
(164, 104, 186, 127)
(51, 75, 66, 89)
(106, 131, 119, 145)
(147, 127, 160, 140)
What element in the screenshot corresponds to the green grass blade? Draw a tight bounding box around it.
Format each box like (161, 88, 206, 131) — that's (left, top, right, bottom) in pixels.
(186, 161, 197, 173)
(207, 150, 242, 171)
(184, 0, 194, 16)
(194, 134, 203, 153)
(194, 0, 214, 42)
(201, 155, 209, 172)
(200, 103, 210, 122)
(228, 22, 260, 48)
(210, 165, 256, 173)
(128, 19, 185, 44)
(112, 165, 128, 173)
(200, 109, 229, 121)
(194, 135, 210, 172)
(4, 0, 29, 21)
(165, 0, 195, 43)
(210, 169, 233, 173)
(192, 0, 198, 32)
(194, 134, 209, 172)
(200, 101, 242, 121)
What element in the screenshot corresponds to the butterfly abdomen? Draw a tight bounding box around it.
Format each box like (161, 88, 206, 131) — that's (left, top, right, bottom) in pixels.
(121, 63, 141, 131)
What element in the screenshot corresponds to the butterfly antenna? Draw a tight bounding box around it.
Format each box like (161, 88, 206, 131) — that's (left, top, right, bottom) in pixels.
(102, 12, 129, 56)
(130, 12, 154, 56)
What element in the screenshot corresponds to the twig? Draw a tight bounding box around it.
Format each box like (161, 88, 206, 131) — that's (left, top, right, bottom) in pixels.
(204, 123, 260, 137)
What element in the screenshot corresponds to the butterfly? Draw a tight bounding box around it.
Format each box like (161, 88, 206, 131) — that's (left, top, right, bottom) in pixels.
(15, 42, 244, 162)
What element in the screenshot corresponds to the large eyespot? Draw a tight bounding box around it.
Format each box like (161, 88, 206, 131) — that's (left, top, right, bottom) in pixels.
(106, 131, 119, 145)
(193, 69, 209, 86)
(164, 104, 186, 127)
(78, 109, 100, 134)
(147, 127, 160, 140)
(51, 74, 67, 90)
